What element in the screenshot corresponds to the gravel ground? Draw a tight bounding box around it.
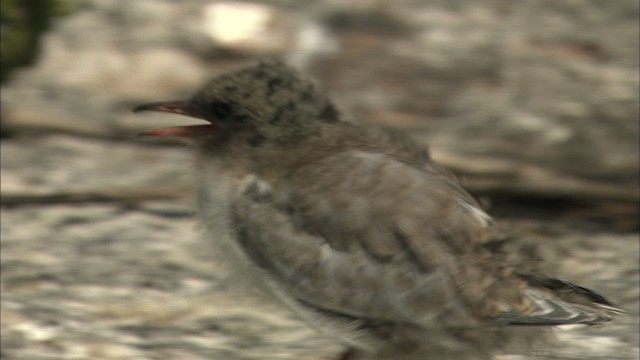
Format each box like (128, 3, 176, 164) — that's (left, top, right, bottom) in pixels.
(1, 136, 638, 360)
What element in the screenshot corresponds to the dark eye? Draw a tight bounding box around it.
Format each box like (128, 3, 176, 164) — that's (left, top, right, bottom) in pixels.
(208, 101, 235, 119)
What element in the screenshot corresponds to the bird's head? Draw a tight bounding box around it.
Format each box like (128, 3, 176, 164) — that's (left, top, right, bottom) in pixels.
(133, 60, 340, 147)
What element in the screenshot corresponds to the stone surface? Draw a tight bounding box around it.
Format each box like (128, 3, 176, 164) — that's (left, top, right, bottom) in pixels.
(2, 0, 637, 182)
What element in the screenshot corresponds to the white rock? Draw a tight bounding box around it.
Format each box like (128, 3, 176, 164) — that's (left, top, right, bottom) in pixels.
(202, 1, 292, 54)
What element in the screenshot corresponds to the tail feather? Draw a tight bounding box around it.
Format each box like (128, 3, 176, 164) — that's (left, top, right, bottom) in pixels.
(498, 276, 624, 326)
(529, 277, 620, 309)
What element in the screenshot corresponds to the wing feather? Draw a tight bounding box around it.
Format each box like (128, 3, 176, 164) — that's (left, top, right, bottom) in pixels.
(228, 150, 621, 328)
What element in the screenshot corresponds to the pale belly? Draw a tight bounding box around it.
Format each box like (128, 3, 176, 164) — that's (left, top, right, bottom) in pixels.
(193, 159, 369, 350)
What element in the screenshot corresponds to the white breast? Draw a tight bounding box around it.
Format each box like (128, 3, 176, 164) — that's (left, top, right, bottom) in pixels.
(193, 156, 370, 350)
(194, 157, 274, 295)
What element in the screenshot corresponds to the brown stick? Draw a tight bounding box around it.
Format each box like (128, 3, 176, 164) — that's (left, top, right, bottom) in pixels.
(432, 150, 638, 203)
(0, 186, 192, 206)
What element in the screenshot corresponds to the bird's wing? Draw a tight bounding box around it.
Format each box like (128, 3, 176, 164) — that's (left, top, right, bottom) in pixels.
(229, 150, 500, 327)
(229, 150, 619, 327)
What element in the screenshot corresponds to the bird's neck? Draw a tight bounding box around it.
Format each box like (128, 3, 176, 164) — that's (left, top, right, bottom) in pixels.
(200, 122, 429, 183)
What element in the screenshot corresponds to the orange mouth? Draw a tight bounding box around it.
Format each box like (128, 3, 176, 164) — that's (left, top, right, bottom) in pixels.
(137, 124, 216, 139)
(133, 100, 215, 139)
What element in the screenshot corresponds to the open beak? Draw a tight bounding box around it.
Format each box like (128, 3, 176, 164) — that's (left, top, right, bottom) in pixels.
(132, 100, 215, 139)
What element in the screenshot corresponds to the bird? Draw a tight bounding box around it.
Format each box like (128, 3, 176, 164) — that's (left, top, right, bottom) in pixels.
(133, 60, 623, 360)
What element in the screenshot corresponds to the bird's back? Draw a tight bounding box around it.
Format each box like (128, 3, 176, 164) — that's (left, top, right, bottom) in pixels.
(226, 123, 621, 332)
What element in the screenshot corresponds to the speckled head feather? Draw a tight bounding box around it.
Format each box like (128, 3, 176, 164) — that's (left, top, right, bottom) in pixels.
(133, 59, 341, 144)
(188, 60, 340, 141)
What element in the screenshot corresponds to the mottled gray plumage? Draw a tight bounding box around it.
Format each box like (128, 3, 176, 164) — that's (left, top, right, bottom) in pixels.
(134, 60, 622, 360)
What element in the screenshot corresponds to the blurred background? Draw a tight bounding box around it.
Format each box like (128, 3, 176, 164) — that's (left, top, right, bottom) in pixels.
(1, 1, 638, 359)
